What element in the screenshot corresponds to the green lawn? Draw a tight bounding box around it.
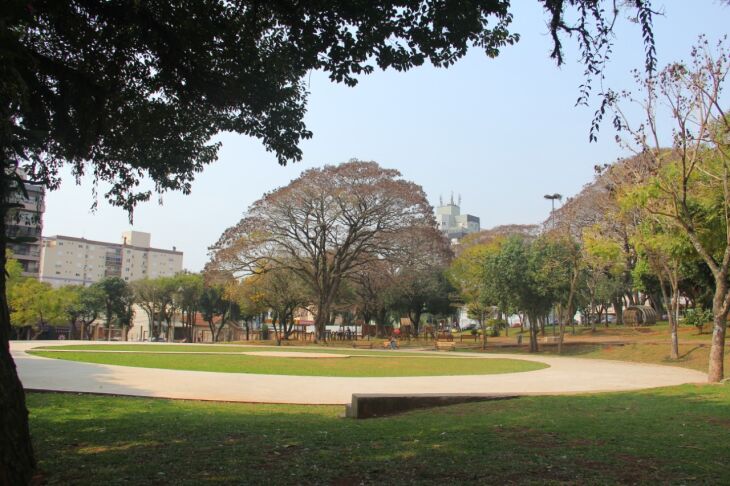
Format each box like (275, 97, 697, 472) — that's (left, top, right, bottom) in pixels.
(30, 350, 546, 377)
(32, 343, 422, 356)
(28, 384, 730, 485)
(479, 341, 729, 373)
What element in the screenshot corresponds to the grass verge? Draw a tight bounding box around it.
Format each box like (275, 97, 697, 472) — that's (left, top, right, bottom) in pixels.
(28, 384, 730, 485)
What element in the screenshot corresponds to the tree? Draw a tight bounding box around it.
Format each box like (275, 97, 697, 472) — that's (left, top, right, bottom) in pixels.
(210, 160, 439, 340)
(225, 277, 266, 342)
(198, 285, 236, 342)
(629, 218, 692, 359)
(448, 242, 495, 348)
(609, 37, 730, 382)
(131, 279, 162, 339)
(8, 279, 67, 339)
(174, 273, 204, 342)
(0, 2, 658, 482)
(351, 259, 399, 338)
(392, 268, 454, 338)
(242, 265, 309, 343)
(55, 285, 104, 340)
(93, 277, 133, 341)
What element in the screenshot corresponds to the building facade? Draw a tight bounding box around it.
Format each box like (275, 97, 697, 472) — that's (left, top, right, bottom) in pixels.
(435, 194, 480, 242)
(39, 231, 183, 287)
(6, 181, 45, 277)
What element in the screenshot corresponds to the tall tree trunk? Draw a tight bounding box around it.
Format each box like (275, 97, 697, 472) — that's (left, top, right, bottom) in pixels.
(409, 310, 422, 338)
(708, 278, 729, 383)
(668, 272, 680, 361)
(527, 313, 539, 353)
(0, 171, 37, 484)
(613, 297, 624, 326)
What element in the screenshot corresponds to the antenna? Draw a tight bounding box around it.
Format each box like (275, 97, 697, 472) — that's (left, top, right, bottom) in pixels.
(450, 191, 454, 205)
(458, 194, 462, 206)
(439, 194, 443, 206)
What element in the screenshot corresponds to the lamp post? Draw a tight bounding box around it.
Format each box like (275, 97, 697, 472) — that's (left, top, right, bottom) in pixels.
(543, 193, 563, 229)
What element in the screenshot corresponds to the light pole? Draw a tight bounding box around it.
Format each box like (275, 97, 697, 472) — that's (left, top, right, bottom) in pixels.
(543, 193, 562, 229)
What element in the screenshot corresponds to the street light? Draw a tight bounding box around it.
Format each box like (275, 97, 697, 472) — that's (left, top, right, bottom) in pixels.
(543, 193, 563, 229)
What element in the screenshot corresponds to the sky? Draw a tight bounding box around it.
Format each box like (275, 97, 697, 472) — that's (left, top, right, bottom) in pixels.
(42, 2, 730, 272)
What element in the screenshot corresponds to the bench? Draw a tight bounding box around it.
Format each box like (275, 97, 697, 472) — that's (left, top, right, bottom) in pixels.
(435, 340, 456, 351)
(381, 340, 399, 349)
(352, 341, 374, 349)
(543, 336, 560, 343)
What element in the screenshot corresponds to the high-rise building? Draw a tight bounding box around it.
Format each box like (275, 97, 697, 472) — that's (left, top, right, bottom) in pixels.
(6, 181, 45, 277)
(39, 231, 183, 287)
(435, 194, 480, 242)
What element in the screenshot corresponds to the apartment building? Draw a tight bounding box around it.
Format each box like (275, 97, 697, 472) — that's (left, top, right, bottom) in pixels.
(39, 231, 183, 287)
(6, 181, 45, 277)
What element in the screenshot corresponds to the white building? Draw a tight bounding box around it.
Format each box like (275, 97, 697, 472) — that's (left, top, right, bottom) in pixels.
(435, 194, 480, 242)
(39, 231, 183, 287)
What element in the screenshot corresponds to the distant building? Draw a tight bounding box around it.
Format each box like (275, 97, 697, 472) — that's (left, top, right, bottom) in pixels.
(39, 231, 183, 287)
(6, 180, 45, 277)
(435, 194, 480, 242)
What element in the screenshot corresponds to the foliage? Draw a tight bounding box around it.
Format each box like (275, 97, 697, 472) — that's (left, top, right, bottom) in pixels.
(210, 160, 446, 338)
(8, 278, 67, 330)
(91, 277, 134, 336)
(198, 284, 236, 342)
(0, 3, 660, 482)
(684, 307, 713, 334)
(240, 265, 309, 341)
(610, 36, 730, 381)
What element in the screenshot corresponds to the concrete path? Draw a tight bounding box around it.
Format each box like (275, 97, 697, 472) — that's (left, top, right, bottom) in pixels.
(11, 341, 707, 405)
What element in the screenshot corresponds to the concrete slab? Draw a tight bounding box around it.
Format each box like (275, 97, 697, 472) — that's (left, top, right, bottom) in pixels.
(10, 340, 707, 405)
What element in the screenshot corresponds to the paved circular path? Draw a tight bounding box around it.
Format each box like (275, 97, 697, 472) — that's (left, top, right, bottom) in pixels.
(11, 340, 706, 405)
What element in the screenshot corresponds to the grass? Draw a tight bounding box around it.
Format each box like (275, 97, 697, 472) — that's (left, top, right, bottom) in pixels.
(30, 350, 546, 377)
(461, 333, 728, 374)
(486, 341, 728, 373)
(32, 343, 427, 356)
(28, 383, 730, 485)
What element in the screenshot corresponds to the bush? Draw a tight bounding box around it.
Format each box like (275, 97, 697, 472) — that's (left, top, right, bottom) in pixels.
(684, 307, 712, 334)
(486, 319, 506, 337)
(260, 323, 269, 340)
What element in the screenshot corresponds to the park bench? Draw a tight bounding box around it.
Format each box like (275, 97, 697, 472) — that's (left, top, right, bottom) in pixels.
(460, 333, 478, 342)
(543, 336, 560, 344)
(435, 340, 456, 351)
(352, 341, 374, 349)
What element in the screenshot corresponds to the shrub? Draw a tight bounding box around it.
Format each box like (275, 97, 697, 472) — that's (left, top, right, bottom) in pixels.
(684, 307, 712, 334)
(486, 318, 506, 337)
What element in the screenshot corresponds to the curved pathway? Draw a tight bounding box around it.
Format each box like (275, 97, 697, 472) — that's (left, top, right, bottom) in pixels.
(11, 340, 706, 405)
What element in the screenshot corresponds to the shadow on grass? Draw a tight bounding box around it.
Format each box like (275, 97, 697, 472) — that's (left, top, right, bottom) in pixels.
(27, 384, 730, 485)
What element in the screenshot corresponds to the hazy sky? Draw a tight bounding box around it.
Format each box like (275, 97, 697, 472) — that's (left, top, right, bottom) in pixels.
(43, 2, 729, 271)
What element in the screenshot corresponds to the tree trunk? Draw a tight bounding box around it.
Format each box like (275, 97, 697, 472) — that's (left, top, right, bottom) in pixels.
(708, 279, 729, 383)
(0, 171, 37, 484)
(527, 313, 539, 353)
(613, 297, 624, 326)
(409, 310, 422, 338)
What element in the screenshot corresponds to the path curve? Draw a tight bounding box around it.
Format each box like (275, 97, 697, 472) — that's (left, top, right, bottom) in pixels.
(11, 340, 706, 405)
